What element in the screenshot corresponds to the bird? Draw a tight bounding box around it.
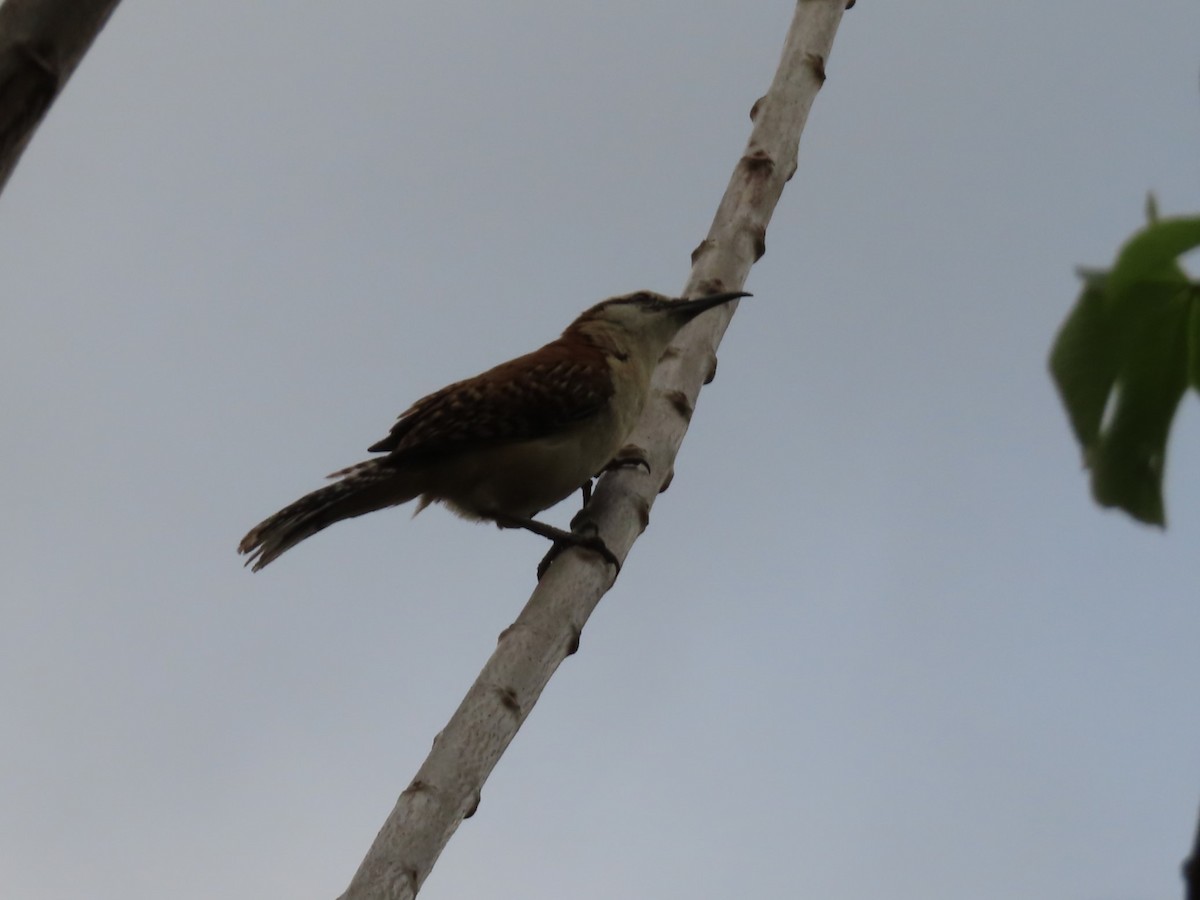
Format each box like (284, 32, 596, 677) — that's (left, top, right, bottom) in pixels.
(238, 289, 749, 573)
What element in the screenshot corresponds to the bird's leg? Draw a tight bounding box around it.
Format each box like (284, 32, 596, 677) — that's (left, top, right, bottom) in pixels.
(545, 479, 601, 577)
(537, 448, 651, 578)
(489, 512, 620, 580)
(577, 449, 651, 509)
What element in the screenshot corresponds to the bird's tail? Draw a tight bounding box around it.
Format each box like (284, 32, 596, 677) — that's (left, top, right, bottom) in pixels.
(238, 459, 417, 571)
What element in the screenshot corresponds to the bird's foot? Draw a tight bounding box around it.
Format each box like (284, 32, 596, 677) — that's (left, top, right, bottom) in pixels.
(575, 450, 650, 508)
(602, 446, 651, 477)
(490, 513, 620, 581)
(536, 530, 620, 581)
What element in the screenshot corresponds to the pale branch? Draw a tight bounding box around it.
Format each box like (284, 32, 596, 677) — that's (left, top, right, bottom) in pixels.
(338, 3, 851, 898)
(0, 0, 121, 196)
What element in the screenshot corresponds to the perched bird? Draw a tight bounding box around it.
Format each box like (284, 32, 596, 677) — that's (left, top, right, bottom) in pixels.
(238, 289, 748, 572)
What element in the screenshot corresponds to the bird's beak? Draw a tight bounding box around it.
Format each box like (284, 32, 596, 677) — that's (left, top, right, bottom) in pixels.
(674, 291, 751, 318)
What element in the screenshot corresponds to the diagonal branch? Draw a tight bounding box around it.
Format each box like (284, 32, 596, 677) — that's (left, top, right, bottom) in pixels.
(0, 0, 122, 196)
(339, 3, 850, 898)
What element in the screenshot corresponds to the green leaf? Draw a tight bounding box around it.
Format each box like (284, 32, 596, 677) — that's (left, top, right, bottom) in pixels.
(1107, 216, 1200, 302)
(1050, 214, 1200, 526)
(1088, 281, 1191, 525)
(1049, 279, 1119, 452)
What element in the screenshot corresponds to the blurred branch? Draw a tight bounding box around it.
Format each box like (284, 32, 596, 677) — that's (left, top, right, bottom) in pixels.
(1185, 800, 1200, 900)
(0, 0, 121, 196)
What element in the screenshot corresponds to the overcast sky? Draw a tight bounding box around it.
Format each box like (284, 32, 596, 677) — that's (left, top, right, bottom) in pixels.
(3, 3, 1200, 899)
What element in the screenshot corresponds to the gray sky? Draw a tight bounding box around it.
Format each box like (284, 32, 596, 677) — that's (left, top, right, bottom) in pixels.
(3, 2, 1199, 898)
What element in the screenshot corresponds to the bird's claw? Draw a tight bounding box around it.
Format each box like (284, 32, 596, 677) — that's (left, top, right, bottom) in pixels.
(577, 452, 650, 508)
(537, 532, 621, 581)
(603, 448, 651, 476)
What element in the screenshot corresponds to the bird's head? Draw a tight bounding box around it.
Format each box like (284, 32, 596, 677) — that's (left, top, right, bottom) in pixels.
(569, 290, 750, 364)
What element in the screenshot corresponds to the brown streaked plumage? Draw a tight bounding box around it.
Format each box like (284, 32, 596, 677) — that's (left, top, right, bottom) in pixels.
(365, 340, 614, 459)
